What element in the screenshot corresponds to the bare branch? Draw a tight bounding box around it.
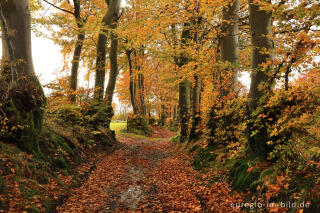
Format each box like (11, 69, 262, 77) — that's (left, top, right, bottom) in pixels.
(42, 0, 75, 15)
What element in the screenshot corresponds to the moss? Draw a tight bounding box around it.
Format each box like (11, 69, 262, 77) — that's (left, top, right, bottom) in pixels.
(0, 88, 45, 157)
(83, 103, 114, 128)
(53, 157, 68, 169)
(0, 176, 7, 193)
(54, 104, 83, 124)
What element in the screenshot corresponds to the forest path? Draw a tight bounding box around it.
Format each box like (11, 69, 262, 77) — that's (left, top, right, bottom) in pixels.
(57, 127, 241, 213)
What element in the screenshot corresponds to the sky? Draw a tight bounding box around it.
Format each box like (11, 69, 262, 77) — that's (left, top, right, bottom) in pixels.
(0, 32, 64, 94)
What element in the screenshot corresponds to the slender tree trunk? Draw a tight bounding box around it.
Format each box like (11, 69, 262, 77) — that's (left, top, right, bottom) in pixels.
(69, 0, 86, 103)
(126, 49, 139, 114)
(173, 105, 177, 121)
(247, 0, 273, 159)
(136, 49, 146, 116)
(188, 74, 201, 141)
(138, 73, 146, 116)
(0, 0, 46, 155)
(94, 0, 121, 103)
(70, 31, 85, 103)
(105, 26, 119, 106)
(179, 79, 191, 142)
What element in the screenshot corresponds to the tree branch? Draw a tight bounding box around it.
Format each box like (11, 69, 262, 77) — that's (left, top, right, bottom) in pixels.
(42, 0, 75, 15)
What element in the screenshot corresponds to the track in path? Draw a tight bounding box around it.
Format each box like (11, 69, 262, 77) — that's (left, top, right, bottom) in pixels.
(57, 127, 242, 212)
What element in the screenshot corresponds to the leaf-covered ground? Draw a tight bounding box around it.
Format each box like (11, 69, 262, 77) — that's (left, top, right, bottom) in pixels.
(57, 127, 243, 212)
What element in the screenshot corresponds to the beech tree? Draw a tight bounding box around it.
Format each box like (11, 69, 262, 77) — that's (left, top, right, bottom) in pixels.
(94, 0, 121, 103)
(0, 0, 46, 154)
(247, 0, 274, 159)
(177, 22, 192, 143)
(69, 0, 88, 103)
(221, 0, 239, 92)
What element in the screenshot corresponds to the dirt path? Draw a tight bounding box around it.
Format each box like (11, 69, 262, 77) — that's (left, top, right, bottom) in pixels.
(57, 128, 242, 212)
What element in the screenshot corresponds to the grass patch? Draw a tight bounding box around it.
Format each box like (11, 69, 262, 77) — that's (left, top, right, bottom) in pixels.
(119, 131, 148, 139)
(169, 135, 180, 143)
(110, 121, 127, 134)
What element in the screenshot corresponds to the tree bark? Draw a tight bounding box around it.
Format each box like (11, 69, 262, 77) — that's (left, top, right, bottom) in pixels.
(248, 0, 273, 113)
(247, 0, 274, 159)
(1, 0, 34, 76)
(136, 49, 146, 116)
(126, 49, 139, 114)
(94, 31, 108, 103)
(177, 22, 192, 143)
(94, 0, 121, 103)
(221, 0, 240, 92)
(69, 0, 85, 103)
(70, 31, 85, 103)
(0, 0, 46, 155)
(189, 74, 201, 141)
(179, 79, 191, 142)
(0, 4, 17, 83)
(105, 27, 119, 105)
(138, 73, 146, 115)
(207, 0, 240, 144)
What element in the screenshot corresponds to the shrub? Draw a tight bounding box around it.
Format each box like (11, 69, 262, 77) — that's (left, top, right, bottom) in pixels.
(127, 114, 152, 136)
(53, 104, 83, 124)
(148, 117, 157, 125)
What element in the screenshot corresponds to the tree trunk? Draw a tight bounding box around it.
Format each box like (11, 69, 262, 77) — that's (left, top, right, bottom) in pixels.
(176, 22, 192, 143)
(0, 4, 17, 83)
(137, 73, 146, 116)
(179, 79, 191, 142)
(94, 31, 108, 103)
(126, 49, 139, 114)
(173, 105, 177, 121)
(221, 0, 239, 92)
(105, 26, 119, 106)
(94, 0, 121, 103)
(207, 0, 240, 145)
(0, 0, 46, 155)
(69, 0, 85, 103)
(247, 0, 273, 159)
(188, 74, 201, 142)
(70, 31, 85, 103)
